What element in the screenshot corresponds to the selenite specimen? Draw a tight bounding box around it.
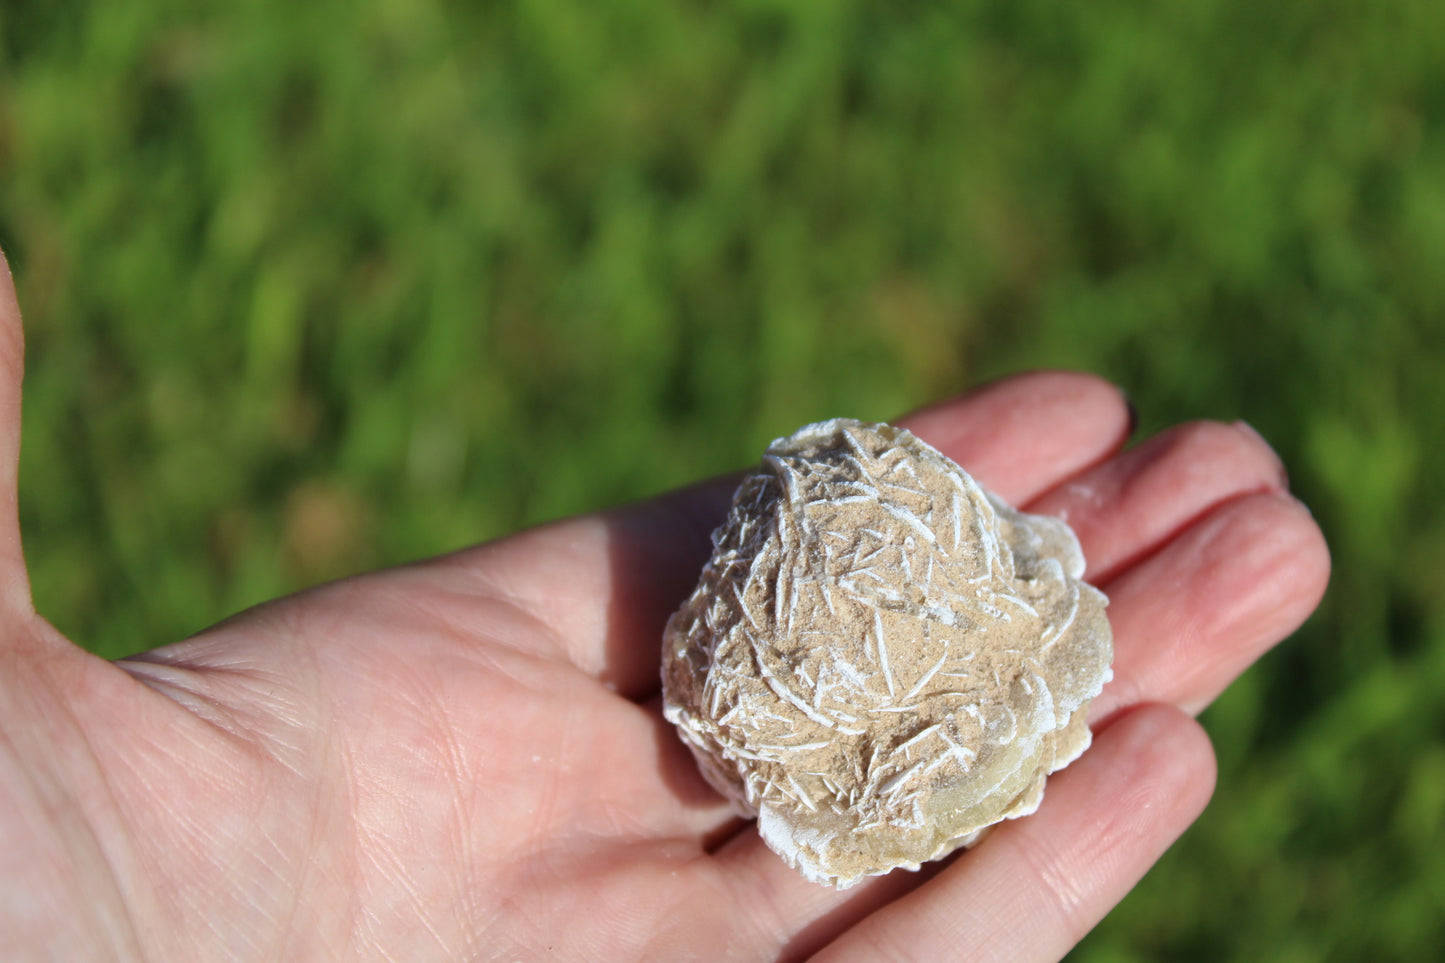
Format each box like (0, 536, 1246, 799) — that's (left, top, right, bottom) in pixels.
(661, 418, 1114, 888)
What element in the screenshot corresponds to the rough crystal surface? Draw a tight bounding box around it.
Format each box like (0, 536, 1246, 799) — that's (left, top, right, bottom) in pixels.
(662, 418, 1114, 888)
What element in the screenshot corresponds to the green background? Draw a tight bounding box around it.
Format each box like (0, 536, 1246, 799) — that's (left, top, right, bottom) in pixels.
(2, 1, 1442, 958)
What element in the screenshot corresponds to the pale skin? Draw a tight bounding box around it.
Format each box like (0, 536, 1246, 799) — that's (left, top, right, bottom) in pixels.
(0, 251, 1329, 962)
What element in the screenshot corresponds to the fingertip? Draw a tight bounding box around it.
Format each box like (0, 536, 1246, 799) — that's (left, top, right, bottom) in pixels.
(1229, 420, 1290, 490)
(1095, 702, 1217, 824)
(1098, 490, 1333, 719)
(1035, 418, 1299, 586)
(1207, 491, 1333, 658)
(901, 370, 1133, 504)
(1273, 491, 1332, 616)
(907, 370, 1130, 435)
(907, 367, 1132, 428)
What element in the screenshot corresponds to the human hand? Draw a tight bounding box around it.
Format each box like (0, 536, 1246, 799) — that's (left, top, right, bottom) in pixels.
(0, 256, 1328, 961)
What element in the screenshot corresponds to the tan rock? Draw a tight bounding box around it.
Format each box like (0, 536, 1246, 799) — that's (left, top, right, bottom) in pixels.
(662, 418, 1113, 888)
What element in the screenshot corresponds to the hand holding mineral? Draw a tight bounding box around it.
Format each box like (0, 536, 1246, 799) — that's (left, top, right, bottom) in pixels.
(0, 239, 1326, 963)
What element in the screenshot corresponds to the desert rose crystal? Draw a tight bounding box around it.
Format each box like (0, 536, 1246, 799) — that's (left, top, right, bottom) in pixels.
(662, 418, 1113, 888)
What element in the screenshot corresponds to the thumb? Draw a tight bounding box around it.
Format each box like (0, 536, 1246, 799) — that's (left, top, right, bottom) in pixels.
(0, 248, 32, 613)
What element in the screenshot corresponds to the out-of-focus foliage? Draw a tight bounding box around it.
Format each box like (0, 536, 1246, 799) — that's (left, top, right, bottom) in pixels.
(1, 1, 1442, 958)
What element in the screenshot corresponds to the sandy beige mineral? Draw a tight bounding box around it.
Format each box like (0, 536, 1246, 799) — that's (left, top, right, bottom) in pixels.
(662, 418, 1113, 888)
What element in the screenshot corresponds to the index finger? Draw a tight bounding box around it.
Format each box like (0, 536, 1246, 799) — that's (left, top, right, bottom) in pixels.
(467, 371, 1134, 699)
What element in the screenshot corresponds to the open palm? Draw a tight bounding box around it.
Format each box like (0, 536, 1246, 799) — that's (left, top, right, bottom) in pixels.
(0, 259, 1328, 962)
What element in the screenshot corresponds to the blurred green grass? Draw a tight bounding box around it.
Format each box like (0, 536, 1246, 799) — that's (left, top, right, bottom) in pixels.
(2, 0, 1443, 958)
